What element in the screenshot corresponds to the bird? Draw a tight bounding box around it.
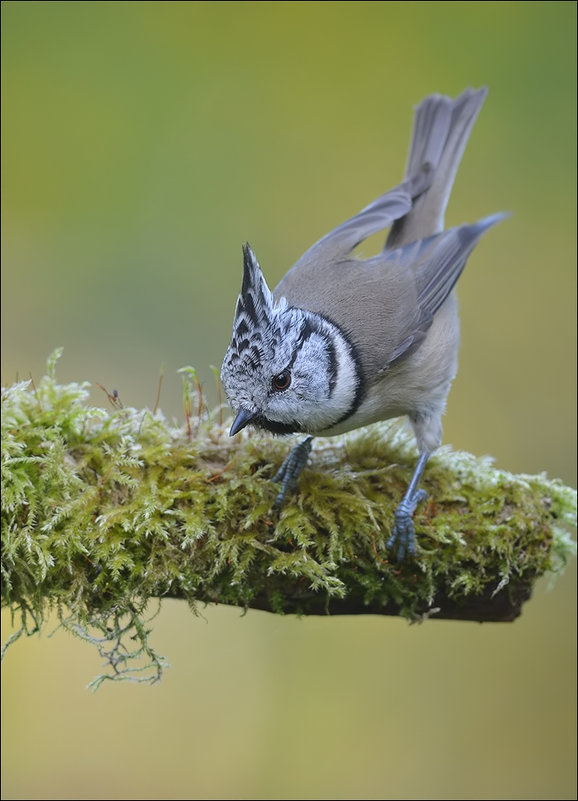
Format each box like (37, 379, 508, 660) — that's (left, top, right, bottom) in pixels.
(220, 87, 504, 559)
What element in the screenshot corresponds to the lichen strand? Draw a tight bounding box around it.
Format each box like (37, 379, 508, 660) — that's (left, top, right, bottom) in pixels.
(1, 352, 576, 685)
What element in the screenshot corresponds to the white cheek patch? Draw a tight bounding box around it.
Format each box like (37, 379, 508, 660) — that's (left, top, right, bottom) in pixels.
(287, 320, 361, 434)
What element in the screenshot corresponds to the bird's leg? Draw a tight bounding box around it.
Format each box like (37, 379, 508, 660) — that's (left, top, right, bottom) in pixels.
(273, 436, 314, 511)
(387, 451, 431, 561)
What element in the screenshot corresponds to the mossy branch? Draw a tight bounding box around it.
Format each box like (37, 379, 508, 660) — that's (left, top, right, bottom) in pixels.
(2, 351, 576, 687)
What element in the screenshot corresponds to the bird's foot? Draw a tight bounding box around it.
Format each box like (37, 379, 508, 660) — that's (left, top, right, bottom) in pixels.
(387, 488, 428, 561)
(273, 437, 313, 511)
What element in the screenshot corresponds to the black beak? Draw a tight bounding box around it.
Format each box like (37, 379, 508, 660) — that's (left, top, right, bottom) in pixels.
(229, 407, 256, 437)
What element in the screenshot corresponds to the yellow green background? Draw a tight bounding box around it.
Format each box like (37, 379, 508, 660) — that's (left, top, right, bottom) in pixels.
(2, 2, 576, 799)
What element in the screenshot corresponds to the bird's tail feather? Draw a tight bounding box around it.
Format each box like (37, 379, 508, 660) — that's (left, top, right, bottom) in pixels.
(386, 87, 488, 249)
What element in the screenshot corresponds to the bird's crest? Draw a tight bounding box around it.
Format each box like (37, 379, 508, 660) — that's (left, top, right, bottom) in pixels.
(223, 244, 289, 378)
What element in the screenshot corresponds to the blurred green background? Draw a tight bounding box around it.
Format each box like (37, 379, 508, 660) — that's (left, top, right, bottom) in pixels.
(1, 2, 576, 799)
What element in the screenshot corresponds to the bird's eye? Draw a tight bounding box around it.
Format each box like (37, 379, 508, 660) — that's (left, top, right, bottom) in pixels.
(272, 370, 292, 391)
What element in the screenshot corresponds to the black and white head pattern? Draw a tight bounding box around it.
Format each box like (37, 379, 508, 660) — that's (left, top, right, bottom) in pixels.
(220, 244, 362, 436)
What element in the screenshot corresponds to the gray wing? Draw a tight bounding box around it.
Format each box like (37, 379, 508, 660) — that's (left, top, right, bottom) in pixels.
(284, 87, 488, 279)
(385, 213, 507, 368)
(288, 167, 434, 273)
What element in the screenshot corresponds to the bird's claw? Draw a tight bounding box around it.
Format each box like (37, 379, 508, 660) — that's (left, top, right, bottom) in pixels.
(387, 488, 428, 561)
(273, 437, 313, 511)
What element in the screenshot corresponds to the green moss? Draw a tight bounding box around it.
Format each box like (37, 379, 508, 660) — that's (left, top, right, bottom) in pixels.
(1, 351, 576, 687)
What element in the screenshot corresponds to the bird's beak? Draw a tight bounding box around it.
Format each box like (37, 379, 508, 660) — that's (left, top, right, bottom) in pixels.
(229, 407, 256, 437)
